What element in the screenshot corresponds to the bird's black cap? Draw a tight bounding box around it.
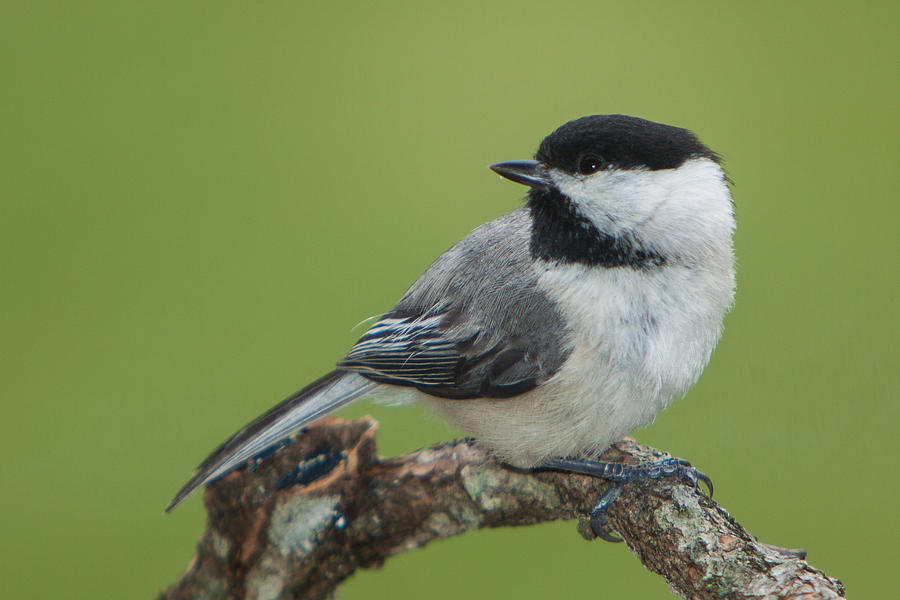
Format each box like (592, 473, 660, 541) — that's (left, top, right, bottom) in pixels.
(535, 114, 719, 173)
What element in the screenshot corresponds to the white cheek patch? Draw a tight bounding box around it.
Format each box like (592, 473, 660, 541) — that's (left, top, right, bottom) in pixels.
(549, 159, 733, 260)
(550, 168, 663, 234)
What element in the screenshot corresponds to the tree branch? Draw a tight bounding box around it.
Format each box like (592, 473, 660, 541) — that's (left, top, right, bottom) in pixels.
(161, 417, 844, 599)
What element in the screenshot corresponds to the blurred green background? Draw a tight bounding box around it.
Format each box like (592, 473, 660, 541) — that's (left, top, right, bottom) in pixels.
(1, 1, 897, 598)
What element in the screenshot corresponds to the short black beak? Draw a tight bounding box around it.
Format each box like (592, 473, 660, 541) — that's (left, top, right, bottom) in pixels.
(489, 160, 552, 189)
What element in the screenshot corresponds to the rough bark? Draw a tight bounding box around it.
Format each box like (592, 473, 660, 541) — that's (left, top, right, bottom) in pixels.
(161, 417, 845, 600)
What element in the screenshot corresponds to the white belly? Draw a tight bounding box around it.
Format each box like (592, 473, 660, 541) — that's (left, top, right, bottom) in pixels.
(425, 260, 734, 467)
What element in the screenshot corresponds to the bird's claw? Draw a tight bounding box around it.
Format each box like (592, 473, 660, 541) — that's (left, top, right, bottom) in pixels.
(541, 455, 714, 543)
(589, 484, 624, 542)
(647, 457, 714, 498)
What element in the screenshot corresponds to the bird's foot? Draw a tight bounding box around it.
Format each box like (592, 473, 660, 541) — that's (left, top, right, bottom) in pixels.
(540, 457, 713, 542)
(587, 484, 625, 542)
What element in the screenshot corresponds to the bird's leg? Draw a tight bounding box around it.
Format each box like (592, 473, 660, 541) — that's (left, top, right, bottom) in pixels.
(538, 457, 713, 542)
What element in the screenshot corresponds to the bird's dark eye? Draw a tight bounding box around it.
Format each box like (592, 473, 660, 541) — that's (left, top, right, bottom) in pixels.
(577, 154, 607, 175)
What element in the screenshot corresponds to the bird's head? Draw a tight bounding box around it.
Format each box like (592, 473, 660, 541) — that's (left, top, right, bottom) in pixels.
(491, 115, 734, 268)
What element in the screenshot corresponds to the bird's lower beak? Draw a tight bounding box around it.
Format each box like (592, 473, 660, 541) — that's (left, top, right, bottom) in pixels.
(489, 160, 552, 189)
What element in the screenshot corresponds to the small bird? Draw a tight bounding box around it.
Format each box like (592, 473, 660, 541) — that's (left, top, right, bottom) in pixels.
(167, 115, 735, 537)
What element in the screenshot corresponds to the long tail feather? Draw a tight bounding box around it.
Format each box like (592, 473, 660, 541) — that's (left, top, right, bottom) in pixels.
(166, 371, 378, 511)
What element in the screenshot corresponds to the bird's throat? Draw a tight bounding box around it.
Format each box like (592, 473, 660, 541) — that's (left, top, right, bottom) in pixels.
(527, 188, 666, 269)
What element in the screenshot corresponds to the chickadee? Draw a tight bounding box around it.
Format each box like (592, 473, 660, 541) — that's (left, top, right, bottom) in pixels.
(168, 115, 735, 536)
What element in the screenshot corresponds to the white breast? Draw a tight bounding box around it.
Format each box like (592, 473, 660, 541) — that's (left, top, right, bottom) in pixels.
(425, 258, 734, 468)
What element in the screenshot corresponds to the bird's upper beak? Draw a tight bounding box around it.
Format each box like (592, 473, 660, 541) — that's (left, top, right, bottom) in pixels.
(489, 160, 552, 189)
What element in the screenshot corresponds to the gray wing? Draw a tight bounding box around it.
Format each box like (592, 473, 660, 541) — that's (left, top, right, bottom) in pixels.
(338, 209, 571, 399)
